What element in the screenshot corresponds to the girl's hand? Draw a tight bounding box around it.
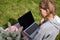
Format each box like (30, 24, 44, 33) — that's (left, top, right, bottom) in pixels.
(40, 18, 45, 24)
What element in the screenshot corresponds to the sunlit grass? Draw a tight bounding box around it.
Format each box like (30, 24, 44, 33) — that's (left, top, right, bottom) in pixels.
(0, 0, 60, 40)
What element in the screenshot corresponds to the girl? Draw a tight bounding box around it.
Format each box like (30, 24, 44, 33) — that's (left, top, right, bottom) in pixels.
(33, 0, 60, 40)
(22, 0, 60, 40)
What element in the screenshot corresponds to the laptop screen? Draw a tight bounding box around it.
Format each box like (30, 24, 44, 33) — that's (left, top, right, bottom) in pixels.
(18, 11, 34, 30)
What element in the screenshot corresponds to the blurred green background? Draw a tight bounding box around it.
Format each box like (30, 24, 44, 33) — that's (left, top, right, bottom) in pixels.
(0, 0, 60, 28)
(0, 0, 60, 40)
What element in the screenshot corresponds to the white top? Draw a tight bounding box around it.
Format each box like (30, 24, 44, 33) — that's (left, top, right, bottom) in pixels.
(33, 15, 60, 40)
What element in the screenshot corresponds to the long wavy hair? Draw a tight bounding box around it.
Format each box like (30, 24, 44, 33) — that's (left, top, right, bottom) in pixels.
(39, 0, 56, 17)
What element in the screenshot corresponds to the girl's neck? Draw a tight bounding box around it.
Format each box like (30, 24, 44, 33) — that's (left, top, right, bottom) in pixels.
(47, 14, 55, 20)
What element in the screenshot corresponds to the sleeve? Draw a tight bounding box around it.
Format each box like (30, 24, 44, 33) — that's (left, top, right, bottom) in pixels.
(43, 33, 52, 40)
(33, 28, 46, 40)
(41, 30, 58, 40)
(33, 27, 53, 40)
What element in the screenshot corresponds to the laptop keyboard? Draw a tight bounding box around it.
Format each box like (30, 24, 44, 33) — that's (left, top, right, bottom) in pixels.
(25, 23, 39, 35)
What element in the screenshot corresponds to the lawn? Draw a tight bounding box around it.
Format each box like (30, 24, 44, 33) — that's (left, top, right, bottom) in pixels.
(0, 0, 60, 39)
(0, 0, 60, 28)
(0, 0, 41, 28)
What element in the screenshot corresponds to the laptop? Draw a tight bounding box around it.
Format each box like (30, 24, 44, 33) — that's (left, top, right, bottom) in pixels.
(18, 11, 39, 38)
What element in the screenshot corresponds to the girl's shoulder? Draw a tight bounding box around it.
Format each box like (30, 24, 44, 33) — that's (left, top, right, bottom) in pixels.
(40, 20, 52, 29)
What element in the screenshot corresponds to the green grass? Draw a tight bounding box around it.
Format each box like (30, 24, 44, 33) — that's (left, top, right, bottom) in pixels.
(0, 0, 60, 40)
(55, 32, 60, 40)
(0, 0, 59, 28)
(0, 0, 41, 28)
(0, 0, 60, 28)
